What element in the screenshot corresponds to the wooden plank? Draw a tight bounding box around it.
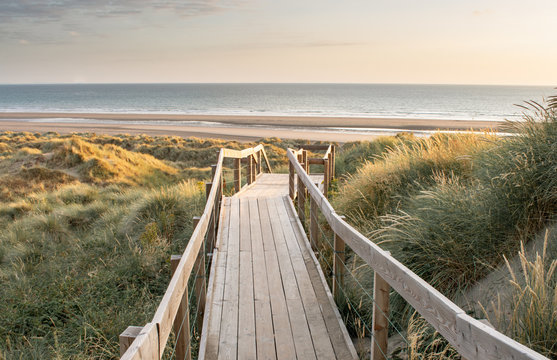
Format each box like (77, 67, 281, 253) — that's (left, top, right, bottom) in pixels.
(297, 174, 306, 224)
(288, 162, 295, 200)
(120, 323, 159, 360)
(309, 197, 319, 250)
(237, 197, 256, 359)
(266, 197, 316, 360)
(301, 144, 331, 151)
(120, 326, 143, 357)
(308, 158, 325, 165)
(261, 148, 272, 173)
(258, 198, 294, 360)
(283, 197, 358, 360)
(371, 273, 390, 360)
(202, 199, 231, 359)
(258, 198, 276, 252)
(238, 250, 256, 359)
(234, 158, 241, 193)
(219, 197, 241, 360)
(249, 199, 276, 360)
(323, 158, 329, 197)
(455, 314, 548, 360)
(171, 255, 191, 360)
(239, 198, 251, 252)
(332, 232, 345, 302)
(273, 197, 336, 360)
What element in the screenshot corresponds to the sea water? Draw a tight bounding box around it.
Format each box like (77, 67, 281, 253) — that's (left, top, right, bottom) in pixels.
(0, 83, 553, 122)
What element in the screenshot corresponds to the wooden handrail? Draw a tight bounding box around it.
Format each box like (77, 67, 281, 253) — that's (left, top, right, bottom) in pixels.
(120, 144, 271, 360)
(286, 148, 547, 360)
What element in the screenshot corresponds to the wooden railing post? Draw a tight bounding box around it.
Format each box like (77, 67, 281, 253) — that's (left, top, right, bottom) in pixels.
(328, 151, 333, 184)
(331, 145, 335, 179)
(289, 161, 295, 200)
(192, 216, 206, 332)
(371, 271, 390, 360)
(171, 255, 191, 360)
(205, 182, 215, 250)
(323, 158, 329, 197)
(256, 150, 262, 175)
(332, 219, 345, 302)
(302, 150, 309, 174)
(211, 164, 221, 221)
(251, 154, 256, 182)
(119, 326, 143, 357)
(234, 158, 241, 192)
(297, 173, 306, 224)
(246, 155, 253, 185)
(309, 197, 319, 250)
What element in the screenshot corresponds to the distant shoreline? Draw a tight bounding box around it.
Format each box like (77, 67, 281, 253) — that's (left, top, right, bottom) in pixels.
(0, 112, 504, 130)
(0, 112, 505, 142)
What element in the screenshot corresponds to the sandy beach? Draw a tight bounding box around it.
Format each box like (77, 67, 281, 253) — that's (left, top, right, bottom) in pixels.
(0, 112, 505, 142)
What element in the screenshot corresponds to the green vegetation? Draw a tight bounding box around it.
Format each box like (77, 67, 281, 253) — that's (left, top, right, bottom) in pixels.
(481, 228, 557, 358)
(1, 103, 555, 359)
(0, 132, 319, 359)
(332, 103, 557, 358)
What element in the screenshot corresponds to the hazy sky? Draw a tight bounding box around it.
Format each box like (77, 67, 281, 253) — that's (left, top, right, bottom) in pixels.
(1, 0, 556, 85)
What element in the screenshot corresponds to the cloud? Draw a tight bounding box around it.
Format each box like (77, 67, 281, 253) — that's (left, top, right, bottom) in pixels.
(0, 1, 243, 22)
(19, 39, 29, 45)
(0, 1, 246, 45)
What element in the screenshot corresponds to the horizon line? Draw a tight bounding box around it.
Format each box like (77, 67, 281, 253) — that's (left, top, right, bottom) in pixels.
(0, 81, 555, 88)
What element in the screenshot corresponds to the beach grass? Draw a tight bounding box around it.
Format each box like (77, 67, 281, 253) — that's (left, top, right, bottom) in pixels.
(0, 131, 330, 358)
(332, 102, 557, 357)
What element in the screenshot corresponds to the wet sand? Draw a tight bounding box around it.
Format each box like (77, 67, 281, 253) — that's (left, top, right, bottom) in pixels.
(0, 112, 504, 142)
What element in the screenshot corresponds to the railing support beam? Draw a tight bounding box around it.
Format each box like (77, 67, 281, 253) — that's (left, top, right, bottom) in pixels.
(333, 229, 345, 301)
(192, 216, 206, 333)
(171, 255, 191, 360)
(234, 158, 241, 192)
(205, 182, 215, 251)
(119, 326, 143, 357)
(246, 155, 253, 185)
(310, 197, 319, 250)
(289, 161, 295, 200)
(371, 272, 390, 360)
(323, 158, 329, 197)
(297, 173, 306, 224)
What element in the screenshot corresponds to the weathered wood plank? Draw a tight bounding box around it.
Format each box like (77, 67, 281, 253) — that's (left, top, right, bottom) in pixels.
(266, 197, 316, 360)
(120, 326, 143, 357)
(274, 197, 336, 360)
(238, 250, 256, 359)
(239, 198, 251, 252)
(120, 323, 159, 360)
(202, 198, 231, 360)
(219, 197, 241, 360)
(283, 197, 358, 360)
(371, 273, 390, 360)
(249, 199, 276, 360)
(258, 198, 294, 360)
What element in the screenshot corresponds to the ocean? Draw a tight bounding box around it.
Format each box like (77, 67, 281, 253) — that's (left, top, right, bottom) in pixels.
(0, 83, 553, 122)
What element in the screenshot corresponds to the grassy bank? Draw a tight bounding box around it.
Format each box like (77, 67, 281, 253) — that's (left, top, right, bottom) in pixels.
(332, 103, 557, 357)
(0, 132, 320, 359)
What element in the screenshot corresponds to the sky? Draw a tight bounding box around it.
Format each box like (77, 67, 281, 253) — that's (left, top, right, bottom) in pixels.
(1, 0, 557, 85)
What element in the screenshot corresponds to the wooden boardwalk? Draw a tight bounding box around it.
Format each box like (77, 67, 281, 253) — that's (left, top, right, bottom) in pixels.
(120, 145, 546, 360)
(234, 173, 324, 198)
(199, 174, 357, 360)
